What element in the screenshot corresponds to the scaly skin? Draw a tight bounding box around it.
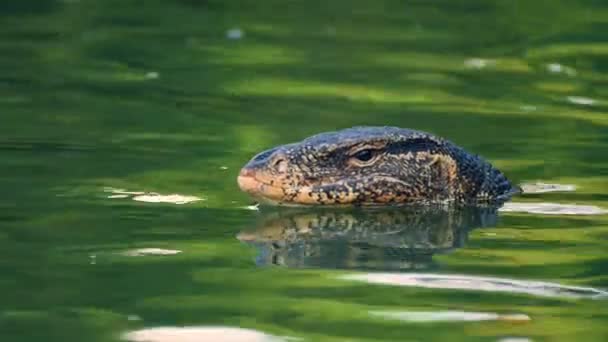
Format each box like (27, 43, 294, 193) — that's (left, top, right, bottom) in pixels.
(237, 126, 519, 206)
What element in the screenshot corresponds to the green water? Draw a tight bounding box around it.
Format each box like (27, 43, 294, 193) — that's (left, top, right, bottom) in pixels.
(2, 0, 608, 341)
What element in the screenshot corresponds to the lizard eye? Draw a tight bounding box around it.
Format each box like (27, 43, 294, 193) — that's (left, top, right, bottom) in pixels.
(353, 149, 373, 162)
(348, 148, 379, 167)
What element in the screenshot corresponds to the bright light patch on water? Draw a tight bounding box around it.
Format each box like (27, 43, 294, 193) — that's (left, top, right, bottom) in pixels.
(226, 28, 244, 40)
(520, 182, 576, 194)
(546, 63, 577, 76)
(104, 188, 145, 195)
(567, 96, 596, 106)
(145, 71, 160, 80)
(132, 194, 203, 204)
(369, 310, 530, 323)
(242, 203, 261, 211)
(339, 273, 608, 299)
(464, 58, 494, 69)
(122, 248, 182, 257)
(122, 326, 292, 342)
(107, 194, 130, 199)
(104, 188, 204, 204)
(500, 202, 607, 215)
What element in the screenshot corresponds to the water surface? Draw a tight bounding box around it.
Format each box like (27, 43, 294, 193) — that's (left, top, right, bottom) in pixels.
(1, 1, 608, 341)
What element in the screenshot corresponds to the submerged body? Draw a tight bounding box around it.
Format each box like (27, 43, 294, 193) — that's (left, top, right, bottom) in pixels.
(237, 126, 519, 206)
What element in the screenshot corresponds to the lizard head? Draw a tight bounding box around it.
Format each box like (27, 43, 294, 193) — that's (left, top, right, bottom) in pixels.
(237, 126, 516, 206)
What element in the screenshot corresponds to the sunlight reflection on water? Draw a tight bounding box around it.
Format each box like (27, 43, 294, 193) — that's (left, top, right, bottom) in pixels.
(104, 188, 204, 204)
(340, 273, 608, 299)
(123, 326, 293, 342)
(369, 310, 530, 323)
(500, 202, 607, 215)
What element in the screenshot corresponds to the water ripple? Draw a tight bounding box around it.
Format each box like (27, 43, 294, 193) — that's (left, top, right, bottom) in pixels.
(500, 202, 607, 215)
(104, 188, 204, 205)
(339, 273, 608, 299)
(369, 310, 530, 323)
(520, 182, 576, 194)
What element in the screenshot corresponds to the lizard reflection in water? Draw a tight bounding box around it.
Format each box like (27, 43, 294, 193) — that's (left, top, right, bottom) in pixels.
(237, 206, 499, 271)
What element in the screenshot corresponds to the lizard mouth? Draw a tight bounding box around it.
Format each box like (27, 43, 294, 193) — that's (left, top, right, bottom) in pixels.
(237, 168, 289, 204)
(238, 169, 369, 207)
(237, 167, 335, 206)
